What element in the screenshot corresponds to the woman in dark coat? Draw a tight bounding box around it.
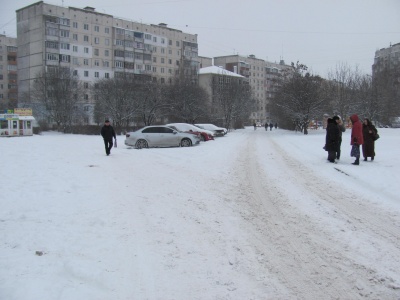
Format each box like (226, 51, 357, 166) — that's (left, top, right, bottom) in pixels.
(325, 118, 339, 163)
(362, 118, 378, 161)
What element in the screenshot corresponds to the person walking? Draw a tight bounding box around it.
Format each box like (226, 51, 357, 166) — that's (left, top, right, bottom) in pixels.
(253, 122, 257, 130)
(350, 114, 363, 165)
(101, 119, 116, 156)
(332, 115, 346, 160)
(362, 118, 378, 161)
(274, 123, 278, 129)
(269, 122, 273, 131)
(324, 118, 339, 163)
(265, 122, 268, 131)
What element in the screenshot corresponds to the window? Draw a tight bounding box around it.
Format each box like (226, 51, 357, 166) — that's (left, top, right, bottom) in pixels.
(115, 61, 123, 68)
(84, 71, 89, 77)
(94, 37, 99, 44)
(73, 45, 78, 52)
(73, 34, 78, 41)
(94, 25, 99, 32)
(161, 67, 165, 73)
(60, 43, 70, 50)
(161, 58, 165, 63)
(145, 34, 151, 40)
(176, 41, 180, 47)
(46, 53, 58, 61)
(7, 65, 17, 71)
(116, 28, 124, 35)
(73, 21, 78, 28)
(152, 66, 157, 72)
(103, 61, 109, 67)
(145, 65, 151, 71)
(161, 48, 165, 54)
(60, 29, 69, 37)
(94, 49, 99, 56)
(45, 41, 59, 49)
(169, 40, 172, 46)
(59, 18, 70, 26)
(116, 39, 124, 46)
(105, 27, 110, 34)
(59, 54, 70, 62)
(84, 35, 89, 42)
(84, 47, 89, 54)
(46, 27, 58, 36)
(105, 38, 110, 46)
(153, 57, 156, 63)
(83, 59, 88, 65)
(161, 38, 165, 44)
(168, 68, 172, 74)
(153, 37, 157, 42)
(84, 94, 89, 100)
(168, 59, 172, 64)
(72, 57, 79, 65)
(84, 82, 89, 88)
(95, 72, 99, 78)
(94, 60, 99, 66)
(105, 72, 110, 78)
(84, 24, 89, 30)
(105, 50, 109, 56)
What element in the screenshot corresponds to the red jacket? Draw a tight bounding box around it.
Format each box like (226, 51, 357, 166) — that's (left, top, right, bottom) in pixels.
(350, 114, 363, 145)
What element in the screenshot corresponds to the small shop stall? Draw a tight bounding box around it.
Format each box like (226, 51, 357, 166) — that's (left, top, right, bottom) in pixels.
(0, 113, 35, 137)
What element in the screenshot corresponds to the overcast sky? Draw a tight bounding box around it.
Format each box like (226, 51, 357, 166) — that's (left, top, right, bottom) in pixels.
(1, 0, 399, 77)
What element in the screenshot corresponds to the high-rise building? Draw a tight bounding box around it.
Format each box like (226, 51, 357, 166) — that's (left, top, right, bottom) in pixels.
(16, 1, 199, 123)
(0, 34, 18, 110)
(214, 54, 289, 124)
(373, 42, 400, 75)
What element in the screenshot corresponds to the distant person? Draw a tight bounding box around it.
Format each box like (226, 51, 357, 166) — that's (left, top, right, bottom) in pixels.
(324, 118, 339, 163)
(350, 114, 363, 165)
(265, 123, 268, 131)
(253, 122, 257, 130)
(274, 123, 278, 129)
(332, 115, 346, 160)
(269, 122, 273, 131)
(362, 118, 378, 161)
(101, 119, 116, 156)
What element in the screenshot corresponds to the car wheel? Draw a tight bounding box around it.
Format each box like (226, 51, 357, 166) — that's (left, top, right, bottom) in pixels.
(135, 139, 148, 149)
(180, 138, 192, 147)
(200, 134, 206, 142)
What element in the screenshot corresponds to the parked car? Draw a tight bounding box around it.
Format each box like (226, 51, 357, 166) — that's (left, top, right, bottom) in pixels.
(195, 123, 227, 137)
(125, 125, 200, 149)
(166, 123, 214, 141)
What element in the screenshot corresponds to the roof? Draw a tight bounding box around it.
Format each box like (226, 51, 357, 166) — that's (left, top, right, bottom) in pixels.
(198, 66, 244, 78)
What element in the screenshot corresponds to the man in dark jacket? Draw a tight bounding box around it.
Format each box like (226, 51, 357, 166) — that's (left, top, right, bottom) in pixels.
(332, 115, 346, 160)
(101, 119, 116, 156)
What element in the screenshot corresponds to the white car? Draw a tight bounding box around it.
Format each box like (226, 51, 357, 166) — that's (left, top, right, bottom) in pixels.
(125, 125, 201, 149)
(195, 123, 227, 137)
(166, 123, 215, 141)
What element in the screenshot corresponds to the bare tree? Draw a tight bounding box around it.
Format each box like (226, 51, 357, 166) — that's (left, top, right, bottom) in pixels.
(211, 77, 254, 129)
(93, 76, 140, 132)
(165, 77, 209, 124)
(326, 63, 362, 119)
(272, 62, 325, 134)
(31, 67, 83, 132)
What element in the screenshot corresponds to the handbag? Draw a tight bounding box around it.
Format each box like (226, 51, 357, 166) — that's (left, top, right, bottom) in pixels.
(373, 133, 380, 141)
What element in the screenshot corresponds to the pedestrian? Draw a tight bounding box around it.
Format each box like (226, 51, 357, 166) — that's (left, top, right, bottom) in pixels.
(274, 123, 278, 129)
(265, 122, 268, 131)
(350, 114, 363, 165)
(332, 115, 346, 160)
(269, 122, 273, 131)
(362, 118, 378, 161)
(101, 119, 116, 156)
(253, 122, 256, 130)
(324, 118, 339, 163)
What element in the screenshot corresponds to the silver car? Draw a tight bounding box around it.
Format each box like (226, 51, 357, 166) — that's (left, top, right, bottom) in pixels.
(124, 125, 201, 149)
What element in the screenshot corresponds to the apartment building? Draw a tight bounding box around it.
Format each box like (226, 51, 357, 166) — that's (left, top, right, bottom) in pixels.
(214, 54, 289, 125)
(0, 34, 18, 110)
(16, 1, 199, 123)
(373, 42, 400, 75)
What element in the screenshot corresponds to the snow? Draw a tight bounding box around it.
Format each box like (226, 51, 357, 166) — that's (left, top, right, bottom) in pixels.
(1, 127, 400, 299)
(199, 66, 244, 78)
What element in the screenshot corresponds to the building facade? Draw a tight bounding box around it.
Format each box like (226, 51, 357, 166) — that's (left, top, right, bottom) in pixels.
(16, 1, 200, 124)
(214, 54, 289, 125)
(373, 42, 400, 75)
(0, 34, 18, 110)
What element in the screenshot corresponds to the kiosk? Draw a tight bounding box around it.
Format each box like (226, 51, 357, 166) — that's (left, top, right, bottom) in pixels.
(0, 114, 35, 136)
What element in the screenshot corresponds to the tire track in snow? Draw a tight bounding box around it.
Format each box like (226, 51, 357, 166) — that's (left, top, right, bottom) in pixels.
(229, 130, 400, 299)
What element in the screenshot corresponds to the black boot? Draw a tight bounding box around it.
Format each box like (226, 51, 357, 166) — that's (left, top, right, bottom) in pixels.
(352, 158, 360, 165)
(363, 157, 367, 161)
(371, 157, 374, 161)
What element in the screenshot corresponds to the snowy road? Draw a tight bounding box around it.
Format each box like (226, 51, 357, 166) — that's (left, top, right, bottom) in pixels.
(1, 128, 400, 299)
(223, 129, 400, 299)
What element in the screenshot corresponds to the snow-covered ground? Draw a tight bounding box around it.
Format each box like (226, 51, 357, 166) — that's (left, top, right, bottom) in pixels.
(1, 127, 399, 299)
